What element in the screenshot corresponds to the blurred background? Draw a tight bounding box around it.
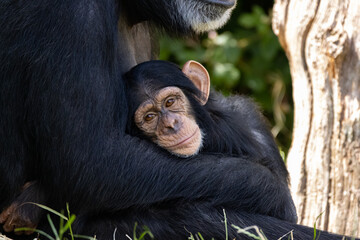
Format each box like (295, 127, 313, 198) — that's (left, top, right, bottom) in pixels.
(159, 0, 293, 156)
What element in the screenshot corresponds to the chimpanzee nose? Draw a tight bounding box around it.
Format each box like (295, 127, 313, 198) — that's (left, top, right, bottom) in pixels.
(161, 114, 180, 133)
(165, 117, 178, 129)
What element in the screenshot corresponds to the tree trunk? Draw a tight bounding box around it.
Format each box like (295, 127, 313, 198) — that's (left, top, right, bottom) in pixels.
(272, 0, 360, 237)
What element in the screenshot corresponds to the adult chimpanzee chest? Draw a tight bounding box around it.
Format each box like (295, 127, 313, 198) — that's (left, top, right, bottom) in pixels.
(117, 18, 157, 74)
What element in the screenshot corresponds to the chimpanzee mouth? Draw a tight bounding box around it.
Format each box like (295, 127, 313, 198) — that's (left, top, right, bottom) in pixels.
(168, 129, 199, 149)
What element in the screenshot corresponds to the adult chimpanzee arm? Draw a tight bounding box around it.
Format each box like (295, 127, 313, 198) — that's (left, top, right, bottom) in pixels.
(45, 131, 296, 222)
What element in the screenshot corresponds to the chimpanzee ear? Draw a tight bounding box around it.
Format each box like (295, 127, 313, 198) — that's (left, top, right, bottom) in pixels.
(182, 60, 210, 105)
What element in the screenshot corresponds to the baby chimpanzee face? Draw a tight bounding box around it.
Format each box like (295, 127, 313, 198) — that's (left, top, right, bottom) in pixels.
(134, 86, 203, 157)
(130, 60, 210, 157)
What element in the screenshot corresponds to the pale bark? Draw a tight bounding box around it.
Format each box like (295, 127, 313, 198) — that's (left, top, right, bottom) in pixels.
(273, 0, 360, 237)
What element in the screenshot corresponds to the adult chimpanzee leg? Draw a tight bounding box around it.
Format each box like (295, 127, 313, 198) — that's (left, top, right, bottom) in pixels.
(0, 0, 302, 239)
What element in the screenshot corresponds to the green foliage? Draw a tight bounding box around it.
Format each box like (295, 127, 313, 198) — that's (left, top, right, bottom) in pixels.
(159, 5, 293, 154)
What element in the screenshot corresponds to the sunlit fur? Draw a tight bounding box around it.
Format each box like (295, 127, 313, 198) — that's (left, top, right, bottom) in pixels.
(175, 0, 236, 33)
(126, 0, 236, 35)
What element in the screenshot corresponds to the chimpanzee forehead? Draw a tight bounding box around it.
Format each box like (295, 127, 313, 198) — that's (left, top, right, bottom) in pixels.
(154, 87, 185, 103)
(134, 64, 195, 91)
(125, 61, 202, 116)
(137, 86, 184, 109)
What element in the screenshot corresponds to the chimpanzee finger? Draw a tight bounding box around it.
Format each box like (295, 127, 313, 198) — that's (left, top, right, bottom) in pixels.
(0, 204, 17, 225)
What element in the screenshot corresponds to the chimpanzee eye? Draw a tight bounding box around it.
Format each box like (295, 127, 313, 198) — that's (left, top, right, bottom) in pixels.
(165, 98, 175, 107)
(144, 113, 156, 122)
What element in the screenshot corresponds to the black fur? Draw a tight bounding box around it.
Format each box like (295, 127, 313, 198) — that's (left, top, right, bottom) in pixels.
(0, 0, 351, 239)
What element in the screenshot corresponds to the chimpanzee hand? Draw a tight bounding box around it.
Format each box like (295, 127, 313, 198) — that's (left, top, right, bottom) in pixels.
(0, 182, 45, 235)
(0, 202, 38, 235)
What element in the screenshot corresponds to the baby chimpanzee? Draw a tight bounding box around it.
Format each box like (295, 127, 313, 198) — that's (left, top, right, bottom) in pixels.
(124, 60, 289, 179)
(124, 61, 298, 225)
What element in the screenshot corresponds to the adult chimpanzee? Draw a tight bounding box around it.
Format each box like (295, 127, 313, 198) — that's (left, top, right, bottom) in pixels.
(0, 0, 349, 239)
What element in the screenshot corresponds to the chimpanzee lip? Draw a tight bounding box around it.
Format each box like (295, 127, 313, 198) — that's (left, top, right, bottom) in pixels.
(167, 129, 199, 148)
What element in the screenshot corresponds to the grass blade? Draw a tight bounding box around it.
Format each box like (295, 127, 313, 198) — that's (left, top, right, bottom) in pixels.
(73, 234, 97, 240)
(30, 203, 68, 221)
(313, 211, 324, 240)
(60, 214, 76, 236)
(197, 232, 205, 240)
(66, 203, 75, 240)
(47, 214, 59, 240)
(15, 227, 55, 240)
(137, 226, 154, 240)
(223, 209, 228, 240)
